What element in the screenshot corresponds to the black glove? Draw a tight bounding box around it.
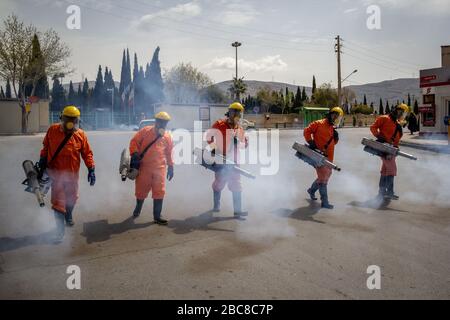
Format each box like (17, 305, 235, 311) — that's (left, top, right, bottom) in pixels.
(211, 148, 216, 157)
(376, 135, 386, 143)
(130, 152, 140, 170)
(307, 140, 317, 150)
(233, 136, 239, 145)
(167, 165, 174, 181)
(36, 157, 47, 180)
(333, 130, 339, 142)
(88, 168, 96, 186)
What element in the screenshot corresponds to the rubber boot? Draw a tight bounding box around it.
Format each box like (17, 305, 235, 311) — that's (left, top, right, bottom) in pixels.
(133, 199, 144, 217)
(386, 176, 399, 200)
(232, 192, 248, 217)
(153, 199, 167, 225)
(53, 210, 65, 242)
(378, 175, 388, 198)
(213, 191, 221, 212)
(307, 180, 319, 201)
(65, 205, 75, 226)
(319, 184, 334, 209)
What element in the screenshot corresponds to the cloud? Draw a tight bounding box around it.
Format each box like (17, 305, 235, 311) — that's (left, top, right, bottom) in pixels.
(133, 1, 202, 30)
(344, 7, 358, 14)
(360, 0, 450, 16)
(204, 55, 287, 73)
(219, 2, 260, 26)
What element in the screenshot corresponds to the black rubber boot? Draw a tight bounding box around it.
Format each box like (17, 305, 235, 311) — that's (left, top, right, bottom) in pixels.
(53, 210, 65, 242)
(307, 180, 319, 200)
(65, 205, 75, 226)
(319, 184, 334, 209)
(378, 175, 388, 197)
(386, 176, 399, 200)
(133, 199, 144, 217)
(232, 192, 248, 217)
(213, 191, 221, 212)
(153, 199, 167, 225)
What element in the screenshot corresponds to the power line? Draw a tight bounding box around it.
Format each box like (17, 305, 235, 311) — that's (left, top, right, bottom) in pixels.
(129, 0, 334, 43)
(344, 39, 427, 69)
(344, 43, 422, 72)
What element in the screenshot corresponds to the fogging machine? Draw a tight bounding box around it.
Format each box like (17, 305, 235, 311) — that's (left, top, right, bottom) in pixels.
(292, 142, 341, 171)
(361, 137, 417, 160)
(22, 160, 51, 207)
(193, 147, 256, 179)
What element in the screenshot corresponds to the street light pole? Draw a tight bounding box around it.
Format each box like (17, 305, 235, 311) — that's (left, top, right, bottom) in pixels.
(231, 41, 241, 79)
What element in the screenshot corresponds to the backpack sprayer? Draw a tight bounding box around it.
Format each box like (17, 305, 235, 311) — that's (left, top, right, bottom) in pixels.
(292, 142, 341, 171)
(361, 137, 417, 160)
(22, 160, 51, 207)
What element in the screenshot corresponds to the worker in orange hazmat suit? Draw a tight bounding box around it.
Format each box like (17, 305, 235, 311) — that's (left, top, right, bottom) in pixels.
(129, 111, 174, 225)
(303, 107, 343, 209)
(37, 105, 95, 241)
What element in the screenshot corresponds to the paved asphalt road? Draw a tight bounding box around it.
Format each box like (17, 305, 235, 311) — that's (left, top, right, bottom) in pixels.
(0, 128, 449, 299)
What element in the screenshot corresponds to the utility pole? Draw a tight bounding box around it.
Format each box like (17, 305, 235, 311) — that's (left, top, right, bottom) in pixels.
(335, 35, 342, 107)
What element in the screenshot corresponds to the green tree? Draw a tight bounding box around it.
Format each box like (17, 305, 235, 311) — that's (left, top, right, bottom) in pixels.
(0, 86, 4, 98)
(146, 47, 165, 108)
(312, 83, 338, 108)
(301, 86, 307, 101)
(81, 78, 89, 111)
(200, 85, 226, 103)
(5, 78, 12, 98)
(407, 93, 411, 107)
(50, 75, 65, 111)
(67, 80, 75, 104)
(164, 62, 212, 103)
(385, 100, 391, 114)
(379, 98, 384, 115)
(228, 77, 247, 101)
(76, 83, 82, 107)
(24, 34, 48, 99)
(363, 94, 367, 105)
(93, 65, 104, 108)
(413, 99, 419, 114)
(311, 75, 317, 101)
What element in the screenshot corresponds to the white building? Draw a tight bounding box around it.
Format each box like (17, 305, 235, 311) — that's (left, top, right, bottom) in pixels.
(419, 45, 450, 134)
(153, 103, 229, 131)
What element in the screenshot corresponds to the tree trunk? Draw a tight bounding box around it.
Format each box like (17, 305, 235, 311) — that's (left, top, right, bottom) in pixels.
(21, 102, 27, 134)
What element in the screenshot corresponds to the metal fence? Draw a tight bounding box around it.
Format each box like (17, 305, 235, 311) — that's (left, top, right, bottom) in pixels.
(50, 110, 136, 130)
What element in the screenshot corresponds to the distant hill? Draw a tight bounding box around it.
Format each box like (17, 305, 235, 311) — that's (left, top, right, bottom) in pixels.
(214, 78, 420, 105)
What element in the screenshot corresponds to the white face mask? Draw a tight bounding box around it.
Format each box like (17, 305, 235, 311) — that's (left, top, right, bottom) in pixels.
(157, 128, 165, 136)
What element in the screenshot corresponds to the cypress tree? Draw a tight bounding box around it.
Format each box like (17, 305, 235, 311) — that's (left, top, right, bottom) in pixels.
(81, 78, 89, 110)
(0, 86, 4, 99)
(93, 65, 104, 108)
(414, 100, 419, 114)
(146, 47, 164, 107)
(363, 94, 367, 105)
(67, 80, 75, 104)
(25, 34, 48, 98)
(50, 75, 65, 111)
(301, 86, 307, 101)
(407, 93, 411, 106)
(379, 98, 384, 115)
(311, 76, 316, 101)
(119, 50, 127, 95)
(5, 78, 12, 98)
(385, 100, 390, 114)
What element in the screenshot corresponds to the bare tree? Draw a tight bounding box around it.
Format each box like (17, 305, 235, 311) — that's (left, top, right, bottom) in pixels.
(0, 14, 71, 133)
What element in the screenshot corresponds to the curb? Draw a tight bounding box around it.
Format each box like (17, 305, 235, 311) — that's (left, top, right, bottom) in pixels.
(400, 141, 450, 154)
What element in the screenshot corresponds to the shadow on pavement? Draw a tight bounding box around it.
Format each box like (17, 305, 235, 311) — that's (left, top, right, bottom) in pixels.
(348, 197, 409, 213)
(81, 216, 153, 244)
(274, 200, 324, 224)
(0, 230, 57, 252)
(168, 210, 236, 235)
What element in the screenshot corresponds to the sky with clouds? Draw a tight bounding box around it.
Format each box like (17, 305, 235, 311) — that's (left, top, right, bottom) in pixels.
(1, 0, 449, 87)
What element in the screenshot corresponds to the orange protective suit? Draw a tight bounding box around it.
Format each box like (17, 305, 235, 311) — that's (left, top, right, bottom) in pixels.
(40, 124, 95, 213)
(370, 115, 403, 176)
(129, 126, 174, 200)
(303, 119, 338, 184)
(206, 119, 248, 192)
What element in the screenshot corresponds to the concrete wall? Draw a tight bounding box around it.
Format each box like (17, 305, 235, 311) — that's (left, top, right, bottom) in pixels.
(245, 113, 303, 128)
(0, 99, 49, 134)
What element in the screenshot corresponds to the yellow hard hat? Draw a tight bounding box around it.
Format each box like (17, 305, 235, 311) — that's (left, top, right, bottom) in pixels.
(155, 111, 171, 121)
(229, 102, 244, 112)
(62, 105, 80, 117)
(330, 106, 344, 117)
(396, 103, 409, 112)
